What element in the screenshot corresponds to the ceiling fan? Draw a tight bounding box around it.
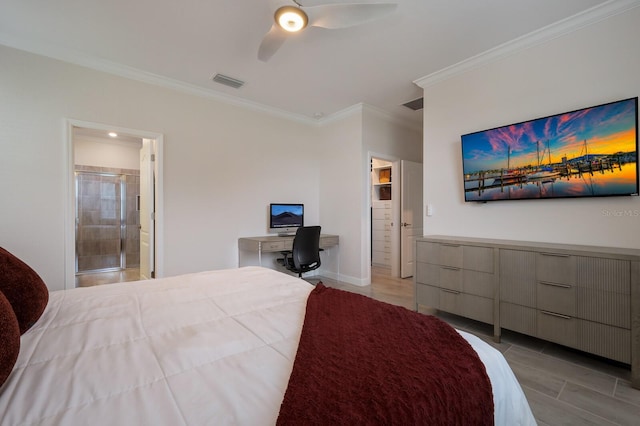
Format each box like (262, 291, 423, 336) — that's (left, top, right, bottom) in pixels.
(258, 1, 398, 62)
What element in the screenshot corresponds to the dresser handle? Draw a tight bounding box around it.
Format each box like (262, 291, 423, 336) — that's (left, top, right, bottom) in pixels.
(540, 310, 572, 320)
(441, 243, 460, 247)
(540, 252, 570, 258)
(441, 266, 460, 271)
(441, 288, 460, 295)
(539, 281, 572, 289)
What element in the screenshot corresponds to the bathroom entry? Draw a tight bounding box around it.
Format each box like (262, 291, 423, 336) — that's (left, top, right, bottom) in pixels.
(75, 167, 140, 273)
(73, 126, 151, 286)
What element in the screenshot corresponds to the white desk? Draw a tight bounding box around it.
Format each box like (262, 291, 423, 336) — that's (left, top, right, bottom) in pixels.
(238, 234, 339, 267)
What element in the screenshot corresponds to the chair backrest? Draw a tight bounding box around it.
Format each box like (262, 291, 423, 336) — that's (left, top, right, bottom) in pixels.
(292, 226, 321, 270)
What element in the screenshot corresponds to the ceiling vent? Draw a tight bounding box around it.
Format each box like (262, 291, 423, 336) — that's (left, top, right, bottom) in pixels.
(211, 73, 245, 89)
(402, 97, 423, 111)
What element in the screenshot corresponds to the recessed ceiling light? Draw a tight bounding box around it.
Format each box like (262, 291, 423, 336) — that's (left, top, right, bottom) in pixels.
(108, 132, 118, 138)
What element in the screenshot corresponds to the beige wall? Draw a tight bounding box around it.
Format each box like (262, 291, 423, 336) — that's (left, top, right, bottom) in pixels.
(419, 7, 640, 249)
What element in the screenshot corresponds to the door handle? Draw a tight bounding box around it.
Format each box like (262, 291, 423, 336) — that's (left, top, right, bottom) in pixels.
(401, 222, 411, 227)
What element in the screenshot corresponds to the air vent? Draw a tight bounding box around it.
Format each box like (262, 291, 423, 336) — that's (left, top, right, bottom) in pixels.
(211, 73, 245, 89)
(402, 97, 423, 111)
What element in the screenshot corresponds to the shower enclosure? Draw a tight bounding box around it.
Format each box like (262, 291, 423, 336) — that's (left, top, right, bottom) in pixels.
(75, 166, 140, 273)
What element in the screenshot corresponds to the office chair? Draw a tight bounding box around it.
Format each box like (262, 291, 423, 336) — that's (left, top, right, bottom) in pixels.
(278, 226, 322, 279)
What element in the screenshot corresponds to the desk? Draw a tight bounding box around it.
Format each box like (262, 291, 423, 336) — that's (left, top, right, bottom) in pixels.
(238, 234, 339, 267)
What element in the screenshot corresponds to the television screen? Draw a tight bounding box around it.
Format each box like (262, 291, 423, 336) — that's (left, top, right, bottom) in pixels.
(269, 203, 304, 231)
(461, 97, 638, 202)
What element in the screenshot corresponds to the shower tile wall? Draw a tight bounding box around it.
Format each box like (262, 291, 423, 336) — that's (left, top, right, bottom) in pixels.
(76, 165, 140, 272)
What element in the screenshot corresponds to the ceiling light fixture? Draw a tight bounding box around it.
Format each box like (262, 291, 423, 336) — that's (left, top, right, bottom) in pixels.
(275, 6, 308, 32)
(108, 132, 118, 138)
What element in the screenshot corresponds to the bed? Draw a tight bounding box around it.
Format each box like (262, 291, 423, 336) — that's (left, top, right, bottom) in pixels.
(0, 254, 536, 425)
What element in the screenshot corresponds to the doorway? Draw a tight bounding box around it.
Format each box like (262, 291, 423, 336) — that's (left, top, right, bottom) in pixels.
(66, 120, 163, 289)
(369, 155, 423, 279)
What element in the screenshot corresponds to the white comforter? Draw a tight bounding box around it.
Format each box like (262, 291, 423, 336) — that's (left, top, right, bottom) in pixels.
(0, 267, 535, 425)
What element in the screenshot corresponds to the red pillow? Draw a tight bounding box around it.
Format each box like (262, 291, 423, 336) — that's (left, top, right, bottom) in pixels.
(0, 290, 20, 387)
(0, 247, 49, 334)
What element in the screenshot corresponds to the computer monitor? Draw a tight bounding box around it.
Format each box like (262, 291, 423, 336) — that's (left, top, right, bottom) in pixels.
(269, 203, 304, 236)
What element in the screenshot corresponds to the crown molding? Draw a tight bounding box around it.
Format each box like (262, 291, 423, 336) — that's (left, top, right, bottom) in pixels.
(319, 103, 423, 133)
(0, 33, 318, 126)
(414, 0, 640, 89)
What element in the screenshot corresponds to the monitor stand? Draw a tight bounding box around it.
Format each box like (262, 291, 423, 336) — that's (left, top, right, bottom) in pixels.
(277, 232, 295, 237)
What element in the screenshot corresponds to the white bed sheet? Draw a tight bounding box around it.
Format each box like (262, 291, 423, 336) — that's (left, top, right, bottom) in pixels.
(0, 266, 535, 425)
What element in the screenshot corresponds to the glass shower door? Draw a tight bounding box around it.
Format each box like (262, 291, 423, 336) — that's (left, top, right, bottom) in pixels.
(76, 172, 124, 273)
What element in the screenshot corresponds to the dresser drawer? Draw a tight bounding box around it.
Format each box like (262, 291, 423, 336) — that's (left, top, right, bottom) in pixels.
(577, 320, 630, 364)
(372, 219, 391, 231)
(537, 281, 576, 316)
(462, 270, 494, 298)
(439, 266, 462, 292)
(500, 302, 537, 336)
(537, 310, 577, 347)
(439, 288, 463, 316)
(416, 283, 439, 308)
(416, 262, 439, 286)
(537, 252, 575, 285)
(461, 294, 493, 324)
(372, 250, 391, 266)
(372, 229, 391, 242)
(439, 243, 462, 268)
(462, 246, 494, 273)
(416, 241, 438, 263)
(576, 288, 630, 328)
(372, 208, 392, 220)
(374, 241, 392, 253)
(372, 200, 392, 209)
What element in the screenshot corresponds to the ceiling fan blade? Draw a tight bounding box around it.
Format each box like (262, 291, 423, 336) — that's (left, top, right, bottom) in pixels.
(306, 3, 397, 29)
(258, 24, 289, 62)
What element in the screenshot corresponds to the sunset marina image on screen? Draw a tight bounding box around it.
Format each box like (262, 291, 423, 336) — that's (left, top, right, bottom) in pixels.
(461, 98, 638, 202)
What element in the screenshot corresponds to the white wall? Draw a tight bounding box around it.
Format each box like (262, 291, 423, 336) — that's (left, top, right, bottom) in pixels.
(316, 106, 423, 285)
(318, 112, 364, 284)
(0, 44, 324, 290)
(0, 43, 422, 291)
(419, 7, 640, 249)
(74, 134, 142, 170)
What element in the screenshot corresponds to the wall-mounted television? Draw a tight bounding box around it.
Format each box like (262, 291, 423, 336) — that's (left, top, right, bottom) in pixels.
(269, 203, 304, 236)
(461, 97, 638, 202)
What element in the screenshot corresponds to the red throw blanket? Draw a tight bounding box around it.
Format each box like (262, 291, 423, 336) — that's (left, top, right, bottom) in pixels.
(277, 284, 494, 425)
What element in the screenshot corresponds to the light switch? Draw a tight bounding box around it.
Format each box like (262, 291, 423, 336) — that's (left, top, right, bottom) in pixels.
(426, 204, 434, 216)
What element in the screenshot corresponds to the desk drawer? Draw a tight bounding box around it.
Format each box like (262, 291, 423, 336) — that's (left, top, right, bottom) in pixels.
(320, 236, 339, 248)
(261, 241, 285, 252)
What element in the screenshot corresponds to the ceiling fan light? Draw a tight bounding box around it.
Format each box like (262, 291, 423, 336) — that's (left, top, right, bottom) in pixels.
(275, 6, 308, 32)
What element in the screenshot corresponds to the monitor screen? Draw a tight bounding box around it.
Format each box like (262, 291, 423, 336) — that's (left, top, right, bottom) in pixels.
(269, 203, 304, 235)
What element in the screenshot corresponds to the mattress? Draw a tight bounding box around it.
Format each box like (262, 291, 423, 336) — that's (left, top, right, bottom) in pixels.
(0, 266, 535, 425)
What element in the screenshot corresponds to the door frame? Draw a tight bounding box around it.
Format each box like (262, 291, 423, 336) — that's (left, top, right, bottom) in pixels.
(367, 151, 401, 282)
(65, 119, 164, 289)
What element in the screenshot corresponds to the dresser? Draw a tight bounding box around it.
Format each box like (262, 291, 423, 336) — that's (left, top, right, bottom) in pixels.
(371, 200, 392, 267)
(414, 235, 640, 388)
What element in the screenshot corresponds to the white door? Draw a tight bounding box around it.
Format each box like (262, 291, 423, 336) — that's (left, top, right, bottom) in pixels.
(139, 139, 155, 280)
(400, 160, 423, 278)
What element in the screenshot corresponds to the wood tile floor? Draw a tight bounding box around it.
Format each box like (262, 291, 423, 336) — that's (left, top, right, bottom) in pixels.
(75, 268, 141, 287)
(320, 266, 640, 426)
